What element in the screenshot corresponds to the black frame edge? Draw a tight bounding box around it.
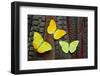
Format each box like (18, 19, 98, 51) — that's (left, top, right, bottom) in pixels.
(11, 2, 20, 74)
(11, 2, 15, 74)
(94, 7, 98, 69)
(13, 1, 97, 9)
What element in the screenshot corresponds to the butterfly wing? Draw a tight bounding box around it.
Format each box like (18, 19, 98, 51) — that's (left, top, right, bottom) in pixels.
(54, 29, 66, 40)
(59, 40, 69, 53)
(69, 40, 79, 53)
(32, 32, 43, 49)
(47, 19, 57, 34)
(37, 41, 52, 53)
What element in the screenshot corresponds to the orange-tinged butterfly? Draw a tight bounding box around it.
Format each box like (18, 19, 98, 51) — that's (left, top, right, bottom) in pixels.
(47, 19, 66, 40)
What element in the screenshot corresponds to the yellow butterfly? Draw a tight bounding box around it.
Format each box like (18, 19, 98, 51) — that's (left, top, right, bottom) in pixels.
(32, 32, 52, 53)
(47, 19, 66, 40)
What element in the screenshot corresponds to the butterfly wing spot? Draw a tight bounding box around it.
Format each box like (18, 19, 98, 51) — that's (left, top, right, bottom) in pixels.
(69, 40, 79, 53)
(59, 40, 69, 53)
(37, 42, 52, 53)
(54, 29, 66, 40)
(47, 19, 57, 34)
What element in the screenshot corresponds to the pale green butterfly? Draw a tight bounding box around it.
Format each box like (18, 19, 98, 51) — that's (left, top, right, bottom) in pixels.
(59, 40, 79, 53)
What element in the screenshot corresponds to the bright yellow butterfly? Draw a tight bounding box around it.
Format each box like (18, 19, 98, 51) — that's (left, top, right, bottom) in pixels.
(32, 32, 52, 53)
(59, 40, 79, 53)
(47, 19, 66, 40)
